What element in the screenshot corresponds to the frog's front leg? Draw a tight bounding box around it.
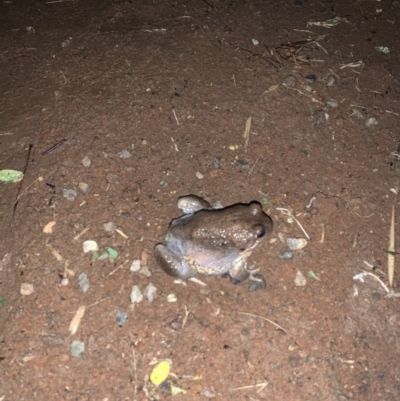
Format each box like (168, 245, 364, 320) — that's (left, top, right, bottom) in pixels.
(154, 244, 197, 280)
(228, 260, 251, 284)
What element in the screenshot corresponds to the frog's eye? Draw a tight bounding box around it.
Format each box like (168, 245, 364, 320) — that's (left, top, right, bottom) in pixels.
(256, 228, 265, 238)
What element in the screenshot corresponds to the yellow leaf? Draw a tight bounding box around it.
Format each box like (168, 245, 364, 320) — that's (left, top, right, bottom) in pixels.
(150, 360, 170, 386)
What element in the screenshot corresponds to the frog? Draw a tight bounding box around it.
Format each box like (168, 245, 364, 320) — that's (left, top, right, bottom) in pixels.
(154, 195, 273, 285)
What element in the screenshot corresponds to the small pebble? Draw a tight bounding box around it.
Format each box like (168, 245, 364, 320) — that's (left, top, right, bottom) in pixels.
(287, 238, 308, 250)
(82, 240, 99, 253)
(144, 283, 158, 302)
(63, 188, 77, 201)
(130, 259, 141, 272)
(159, 180, 167, 187)
(305, 74, 317, 84)
(366, 117, 378, 127)
(294, 269, 307, 286)
(61, 39, 71, 48)
(167, 293, 177, 303)
(138, 265, 152, 277)
(248, 274, 266, 292)
(326, 99, 338, 108)
(71, 340, 85, 358)
(314, 110, 327, 128)
(60, 277, 69, 286)
(326, 76, 335, 87)
(130, 285, 143, 304)
(279, 250, 294, 260)
(203, 389, 216, 398)
(236, 159, 250, 170)
(78, 273, 89, 292)
(303, 85, 313, 94)
(103, 222, 116, 232)
(211, 156, 220, 169)
(78, 182, 90, 194)
(284, 75, 296, 87)
(82, 156, 91, 167)
(177, 195, 212, 213)
(20, 283, 34, 296)
(116, 310, 128, 326)
(118, 150, 131, 158)
(196, 171, 204, 179)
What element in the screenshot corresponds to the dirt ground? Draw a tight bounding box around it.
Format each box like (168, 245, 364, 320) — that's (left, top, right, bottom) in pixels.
(1, 0, 400, 399)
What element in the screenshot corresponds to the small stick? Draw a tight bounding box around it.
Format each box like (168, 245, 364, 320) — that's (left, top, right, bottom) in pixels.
(230, 381, 269, 392)
(353, 271, 390, 293)
(73, 226, 90, 240)
(388, 206, 395, 287)
(42, 139, 67, 155)
(276, 207, 311, 240)
(237, 311, 288, 334)
(109, 261, 128, 276)
(172, 109, 180, 125)
(320, 223, 325, 243)
(12, 144, 33, 219)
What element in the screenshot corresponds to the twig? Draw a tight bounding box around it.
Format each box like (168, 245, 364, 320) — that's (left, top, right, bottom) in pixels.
(42, 139, 67, 155)
(171, 137, 179, 152)
(236, 311, 288, 334)
(230, 381, 269, 392)
(12, 144, 33, 219)
(73, 226, 90, 240)
(276, 207, 311, 240)
(247, 157, 259, 177)
(109, 261, 128, 276)
(282, 83, 322, 103)
(353, 271, 390, 293)
(388, 206, 395, 287)
(172, 109, 180, 125)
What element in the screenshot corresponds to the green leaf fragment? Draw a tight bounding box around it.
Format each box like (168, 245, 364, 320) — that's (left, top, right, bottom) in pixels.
(105, 247, 118, 259)
(307, 270, 320, 281)
(170, 382, 187, 395)
(0, 297, 7, 306)
(0, 169, 24, 183)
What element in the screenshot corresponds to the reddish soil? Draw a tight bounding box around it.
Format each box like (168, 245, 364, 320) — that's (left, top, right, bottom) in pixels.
(1, 0, 400, 400)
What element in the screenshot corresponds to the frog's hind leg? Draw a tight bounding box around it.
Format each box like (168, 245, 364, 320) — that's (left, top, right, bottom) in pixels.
(154, 244, 197, 280)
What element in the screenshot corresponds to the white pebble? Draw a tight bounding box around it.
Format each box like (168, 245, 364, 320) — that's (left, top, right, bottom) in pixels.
(20, 283, 34, 296)
(82, 240, 99, 253)
(82, 156, 91, 167)
(130, 285, 143, 304)
(138, 265, 152, 277)
(294, 269, 307, 286)
(196, 171, 204, 179)
(167, 293, 177, 303)
(130, 259, 141, 272)
(103, 222, 116, 232)
(60, 277, 69, 286)
(144, 283, 158, 302)
(366, 117, 378, 127)
(287, 238, 308, 250)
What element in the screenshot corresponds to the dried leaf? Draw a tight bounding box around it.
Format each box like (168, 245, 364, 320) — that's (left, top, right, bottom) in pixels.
(69, 305, 86, 336)
(43, 221, 56, 234)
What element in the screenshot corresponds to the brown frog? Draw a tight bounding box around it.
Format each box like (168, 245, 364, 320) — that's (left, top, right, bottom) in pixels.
(154, 195, 273, 285)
